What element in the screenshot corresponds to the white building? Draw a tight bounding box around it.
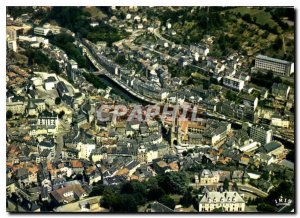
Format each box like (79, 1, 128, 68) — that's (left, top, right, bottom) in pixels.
(190, 44, 209, 56)
(37, 110, 59, 129)
(223, 76, 245, 91)
(77, 142, 96, 160)
(271, 117, 290, 128)
(7, 40, 17, 52)
(199, 169, 219, 185)
(199, 191, 245, 212)
(69, 59, 78, 69)
(90, 22, 99, 27)
(34, 27, 50, 36)
(255, 54, 294, 76)
(44, 76, 57, 90)
(250, 125, 273, 146)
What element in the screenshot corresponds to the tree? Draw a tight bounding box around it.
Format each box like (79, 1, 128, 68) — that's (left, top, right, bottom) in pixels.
(55, 97, 61, 105)
(58, 111, 65, 119)
(147, 187, 165, 201)
(286, 150, 295, 162)
(273, 77, 282, 83)
(6, 110, 13, 119)
(233, 182, 238, 191)
(242, 13, 252, 23)
(158, 195, 176, 209)
(180, 191, 193, 207)
(156, 172, 188, 194)
(273, 37, 283, 51)
(223, 178, 229, 191)
(120, 181, 147, 205)
(89, 183, 105, 197)
(50, 60, 61, 74)
(257, 203, 277, 212)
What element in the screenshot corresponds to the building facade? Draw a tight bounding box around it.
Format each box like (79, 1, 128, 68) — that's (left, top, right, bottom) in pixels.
(250, 125, 273, 146)
(255, 55, 294, 76)
(199, 191, 245, 212)
(223, 76, 245, 91)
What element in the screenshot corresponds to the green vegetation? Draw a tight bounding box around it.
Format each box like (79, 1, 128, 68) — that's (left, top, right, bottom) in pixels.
(45, 7, 129, 46)
(58, 111, 65, 119)
(223, 178, 229, 191)
(228, 7, 278, 28)
(257, 203, 277, 212)
(251, 71, 281, 89)
(286, 150, 295, 162)
(6, 110, 13, 119)
(251, 180, 294, 212)
(158, 195, 176, 209)
(48, 33, 88, 68)
(7, 6, 34, 19)
(225, 90, 241, 103)
(152, 7, 294, 61)
(23, 48, 61, 74)
(82, 72, 108, 90)
(91, 172, 189, 212)
(179, 190, 193, 207)
(55, 97, 61, 105)
(114, 54, 127, 65)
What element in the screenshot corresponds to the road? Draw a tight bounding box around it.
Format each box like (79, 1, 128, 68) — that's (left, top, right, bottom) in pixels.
(189, 182, 268, 198)
(80, 40, 159, 104)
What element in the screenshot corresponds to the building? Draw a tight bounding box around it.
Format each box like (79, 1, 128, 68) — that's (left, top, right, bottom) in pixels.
(199, 191, 245, 212)
(255, 54, 294, 76)
(6, 95, 26, 114)
(38, 140, 56, 158)
(6, 27, 17, 52)
(34, 27, 50, 36)
(261, 141, 285, 158)
(190, 44, 209, 56)
(199, 169, 219, 185)
(57, 81, 69, 97)
(50, 183, 88, 205)
(272, 83, 290, 100)
(242, 95, 258, 110)
(7, 27, 17, 41)
(250, 125, 272, 145)
(44, 76, 57, 90)
(37, 110, 59, 127)
(77, 142, 96, 160)
(7, 40, 17, 52)
(223, 76, 245, 91)
(271, 116, 290, 128)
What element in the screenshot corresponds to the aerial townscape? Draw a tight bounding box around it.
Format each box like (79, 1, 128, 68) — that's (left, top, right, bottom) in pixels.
(6, 6, 295, 213)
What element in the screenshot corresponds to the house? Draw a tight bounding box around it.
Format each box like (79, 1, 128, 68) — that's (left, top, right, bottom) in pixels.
(260, 141, 285, 158)
(44, 76, 57, 90)
(37, 110, 59, 129)
(250, 125, 272, 146)
(272, 83, 290, 100)
(34, 27, 50, 36)
(57, 81, 70, 98)
(199, 169, 219, 185)
(198, 191, 245, 212)
(223, 76, 245, 91)
(6, 94, 26, 114)
(50, 183, 88, 205)
(241, 95, 258, 110)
